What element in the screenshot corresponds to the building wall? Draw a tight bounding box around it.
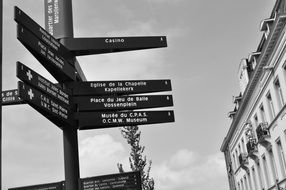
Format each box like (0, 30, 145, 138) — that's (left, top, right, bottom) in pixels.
(221, 1, 286, 190)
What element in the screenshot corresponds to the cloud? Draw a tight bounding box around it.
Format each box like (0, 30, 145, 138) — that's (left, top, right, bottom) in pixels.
(79, 134, 129, 177)
(151, 149, 228, 190)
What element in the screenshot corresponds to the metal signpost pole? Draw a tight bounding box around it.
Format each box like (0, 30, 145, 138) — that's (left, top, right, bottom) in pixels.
(58, 1, 79, 189)
(45, 0, 79, 189)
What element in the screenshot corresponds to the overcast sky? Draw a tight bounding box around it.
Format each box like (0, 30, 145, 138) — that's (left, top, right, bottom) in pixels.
(1, 0, 276, 189)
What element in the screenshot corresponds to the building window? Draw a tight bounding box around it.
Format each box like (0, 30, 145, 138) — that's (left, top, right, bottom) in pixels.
(247, 169, 253, 190)
(241, 179, 245, 190)
(254, 114, 259, 127)
(259, 104, 267, 122)
(266, 92, 275, 120)
(262, 155, 270, 188)
(236, 149, 239, 168)
(274, 77, 285, 110)
(276, 139, 286, 177)
(241, 138, 246, 153)
(256, 161, 264, 189)
(268, 148, 278, 183)
(233, 154, 237, 170)
(238, 144, 242, 154)
(244, 175, 249, 190)
(251, 166, 258, 190)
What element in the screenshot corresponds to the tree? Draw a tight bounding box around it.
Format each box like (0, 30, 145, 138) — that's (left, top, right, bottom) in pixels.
(117, 126, 155, 190)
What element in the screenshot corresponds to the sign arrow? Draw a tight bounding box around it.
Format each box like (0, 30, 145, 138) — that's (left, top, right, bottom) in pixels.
(70, 80, 172, 96)
(17, 61, 71, 106)
(62, 36, 167, 56)
(76, 110, 175, 130)
(74, 95, 173, 111)
(18, 81, 75, 128)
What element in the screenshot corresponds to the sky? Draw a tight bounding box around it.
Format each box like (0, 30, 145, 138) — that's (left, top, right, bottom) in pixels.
(1, 0, 276, 190)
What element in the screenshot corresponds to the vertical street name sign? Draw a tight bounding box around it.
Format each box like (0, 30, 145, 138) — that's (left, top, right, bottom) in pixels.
(76, 110, 175, 130)
(18, 81, 74, 127)
(17, 25, 75, 82)
(17, 61, 71, 106)
(2, 89, 24, 105)
(8, 181, 64, 190)
(44, 0, 74, 39)
(71, 80, 172, 96)
(63, 36, 167, 56)
(80, 171, 142, 190)
(74, 95, 173, 111)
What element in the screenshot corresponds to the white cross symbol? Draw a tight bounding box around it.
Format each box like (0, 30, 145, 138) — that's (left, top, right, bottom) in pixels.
(28, 89, 34, 100)
(26, 70, 33, 81)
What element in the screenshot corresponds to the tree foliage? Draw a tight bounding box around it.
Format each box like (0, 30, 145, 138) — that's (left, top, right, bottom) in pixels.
(117, 126, 155, 190)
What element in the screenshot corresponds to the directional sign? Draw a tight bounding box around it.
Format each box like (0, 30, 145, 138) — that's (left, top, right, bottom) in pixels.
(18, 81, 74, 127)
(17, 61, 71, 106)
(70, 80, 172, 96)
(2, 89, 24, 106)
(15, 6, 87, 82)
(76, 110, 175, 130)
(74, 95, 173, 111)
(9, 181, 64, 190)
(17, 25, 76, 82)
(63, 36, 167, 56)
(14, 6, 74, 63)
(80, 171, 142, 190)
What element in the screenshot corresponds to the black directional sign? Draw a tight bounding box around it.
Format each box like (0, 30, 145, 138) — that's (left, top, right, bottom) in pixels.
(63, 36, 167, 56)
(74, 95, 173, 111)
(70, 80, 172, 96)
(15, 6, 87, 82)
(18, 82, 74, 127)
(76, 110, 175, 130)
(8, 181, 64, 190)
(2, 89, 24, 106)
(14, 6, 75, 63)
(17, 61, 71, 106)
(17, 25, 76, 82)
(80, 171, 142, 190)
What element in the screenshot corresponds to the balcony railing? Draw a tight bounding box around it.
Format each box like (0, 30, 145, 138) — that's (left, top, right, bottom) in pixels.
(239, 153, 248, 166)
(247, 139, 257, 153)
(238, 153, 249, 172)
(256, 122, 271, 148)
(256, 122, 270, 141)
(246, 139, 258, 161)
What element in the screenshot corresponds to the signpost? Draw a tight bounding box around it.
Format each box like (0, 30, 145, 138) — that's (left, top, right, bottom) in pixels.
(70, 80, 172, 96)
(76, 110, 175, 130)
(17, 82, 74, 127)
(62, 36, 167, 56)
(74, 94, 173, 111)
(6, 1, 175, 190)
(2, 89, 24, 106)
(80, 171, 142, 190)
